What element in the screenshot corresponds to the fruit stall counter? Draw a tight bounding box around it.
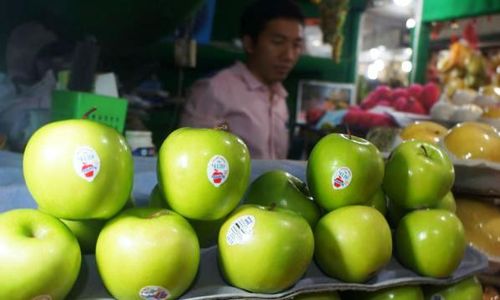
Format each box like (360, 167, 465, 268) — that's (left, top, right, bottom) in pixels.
(0, 150, 489, 299)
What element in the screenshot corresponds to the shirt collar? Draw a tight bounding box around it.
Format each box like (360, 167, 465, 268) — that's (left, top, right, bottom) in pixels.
(232, 61, 288, 98)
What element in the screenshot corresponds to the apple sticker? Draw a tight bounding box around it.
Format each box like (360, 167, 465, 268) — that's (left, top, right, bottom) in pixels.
(332, 167, 352, 190)
(73, 146, 100, 182)
(207, 155, 229, 187)
(139, 286, 170, 300)
(226, 215, 255, 245)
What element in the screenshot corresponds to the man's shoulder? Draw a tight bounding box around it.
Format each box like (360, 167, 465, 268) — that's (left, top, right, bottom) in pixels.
(196, 63, 244, 86)
(209, 64, 244, 84)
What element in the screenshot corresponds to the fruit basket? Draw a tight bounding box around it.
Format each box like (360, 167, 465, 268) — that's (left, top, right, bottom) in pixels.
(51, 90, 128, 133)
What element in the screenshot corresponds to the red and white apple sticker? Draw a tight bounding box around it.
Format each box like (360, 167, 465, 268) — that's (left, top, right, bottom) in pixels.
(207, 155, 229, 187)
(139, 286, 170, 300)
(332, 167, 352, 190)
(73, 146, 100, 182)
(226, 215, 255, 246)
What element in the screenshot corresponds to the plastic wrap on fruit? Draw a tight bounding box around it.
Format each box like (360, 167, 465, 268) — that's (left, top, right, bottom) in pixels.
(451, 89, 477, 105)
(442, 121, 500, 163)
(430, 98, 457, 121)
(455, 197, 500, 260)
(449, 103, 483, 122)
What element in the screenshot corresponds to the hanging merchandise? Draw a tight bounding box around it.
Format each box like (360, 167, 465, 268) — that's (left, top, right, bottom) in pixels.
(436, 42, 488, 96)
(318, 0, 349, 63)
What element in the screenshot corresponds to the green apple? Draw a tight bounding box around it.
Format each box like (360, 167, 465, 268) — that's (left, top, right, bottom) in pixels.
(149, 183, 165, 208)
(60, 195, 136, 254)
(23, 119, 133, 219)
(245, 170, 321, 227)
(293, 291, 341, 300)
(434, 191, 456, 213)
(96, 207, 200, 300)
(307, 133, 384, 211)
(387, 191, 456, 228)
(343, 285, 424, 300)
(383, 140, 455, 210)
(314, 205, 392, 283)
(60, 218, 106, 254)
(396, 209, 466, 278)
(148, 183, 225, 248)
(387, 198, 411, 228)
(218, 204, 314, 293)
(366, 187, 387, 216)
(188, 217, 227, 248)
(423, 276, 482, 300)
(158, 127, 251, 220)
(0, 209, 82, 300)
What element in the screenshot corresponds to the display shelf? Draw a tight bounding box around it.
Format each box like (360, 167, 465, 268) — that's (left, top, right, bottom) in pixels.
(71, 245, 487, 299)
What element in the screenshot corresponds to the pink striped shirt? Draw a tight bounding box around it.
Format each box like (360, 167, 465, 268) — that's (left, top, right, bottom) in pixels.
(180, 62, 290, 159)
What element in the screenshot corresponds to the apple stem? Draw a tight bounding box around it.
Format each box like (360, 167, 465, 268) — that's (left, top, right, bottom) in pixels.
(420, 144, 429, 157)
(268, 202, 277, 211)
(215, 121, 230, 132)
(82, 107, 97, 119)
(345, 124, 352, 139)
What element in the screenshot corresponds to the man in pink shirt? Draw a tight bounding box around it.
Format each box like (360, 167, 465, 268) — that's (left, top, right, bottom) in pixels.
(180, 0, 304, 159)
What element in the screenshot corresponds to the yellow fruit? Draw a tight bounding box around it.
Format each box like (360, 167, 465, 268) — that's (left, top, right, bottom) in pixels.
(445, 78, 465, 97)
(443, 121, 500, 162)
(400, 121, 448, 144)
(483, 106, 500, 119)
(455, 197, 500, 259)
(478, 85, 500, 97)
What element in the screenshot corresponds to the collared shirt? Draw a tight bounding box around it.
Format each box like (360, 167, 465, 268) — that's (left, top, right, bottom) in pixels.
(180, 62, 290, 159)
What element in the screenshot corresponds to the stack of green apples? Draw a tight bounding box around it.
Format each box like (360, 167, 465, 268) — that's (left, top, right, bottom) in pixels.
(206, 129, 474, 296)
(0, 117, 482, 299)
(305, 133, 466, 282)
(0, 119, 136, 299)
(156, 127, 318, 295)
(1, 120, 203, 300)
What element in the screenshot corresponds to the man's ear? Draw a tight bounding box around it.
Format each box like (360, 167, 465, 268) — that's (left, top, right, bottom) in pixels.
(242, 35, 255, 54)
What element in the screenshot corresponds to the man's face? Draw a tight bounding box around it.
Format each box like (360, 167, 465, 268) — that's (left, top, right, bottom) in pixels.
(245, 18, 304, 86)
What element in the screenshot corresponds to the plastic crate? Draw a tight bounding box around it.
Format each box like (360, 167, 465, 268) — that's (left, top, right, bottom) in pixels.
(51, 90, 128, 133)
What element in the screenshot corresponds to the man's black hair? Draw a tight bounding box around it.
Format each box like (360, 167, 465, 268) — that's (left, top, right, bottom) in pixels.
(240, 0, 305, 42)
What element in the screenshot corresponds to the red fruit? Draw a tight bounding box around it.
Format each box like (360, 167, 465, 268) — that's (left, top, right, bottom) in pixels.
(393, 97, 427, 115)
(408, 84, 423, 100)
(421, 82, 441, 111)
(393, 97, 409, 111)
(306, 108, 325, 124)
(368, 113, 394, 127)
(360, 95, 379, 110)
(378, 100, 392, 107)
(343, 109, 395, 128)
(372, 85, 393, 101)
(405, 99, 427, 114)
(342, 109, 362, 124)
(374, 84, 392, 95)
(392, 88, 410, 102)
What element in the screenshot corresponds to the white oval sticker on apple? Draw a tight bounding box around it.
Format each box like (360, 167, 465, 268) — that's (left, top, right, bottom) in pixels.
(139, 285, 170, 300)
(226, 215, 255, 246)
(73, 146, 100, 182)
(207, 155, 229, 187)
(332, 167, 352, 190)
